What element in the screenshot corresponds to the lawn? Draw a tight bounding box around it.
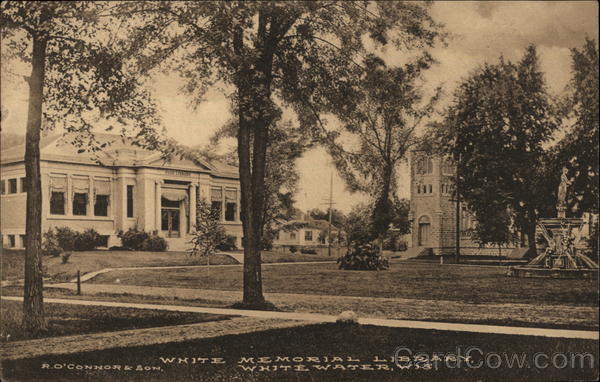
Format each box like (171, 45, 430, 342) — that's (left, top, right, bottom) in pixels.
(0, 300, 230, 342)
(1, 248, 341, 283)
(2, 323, 597, 381)
(91, 262, 599, 306)
(1, 249, 239, 282)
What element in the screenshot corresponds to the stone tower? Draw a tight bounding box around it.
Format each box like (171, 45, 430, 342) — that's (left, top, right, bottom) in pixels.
(408, 151, 458, 255)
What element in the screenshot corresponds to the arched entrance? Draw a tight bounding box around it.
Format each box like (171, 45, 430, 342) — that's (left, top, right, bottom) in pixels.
(418, 215, 430, 246)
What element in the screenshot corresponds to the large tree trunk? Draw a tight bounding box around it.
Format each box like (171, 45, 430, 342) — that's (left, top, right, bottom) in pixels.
(235, 10, 278, 306)
(372, 163, 393, 252)
(22, 35, 48, 334)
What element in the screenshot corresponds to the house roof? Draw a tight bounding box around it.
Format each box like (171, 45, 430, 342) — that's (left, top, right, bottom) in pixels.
(0, 132, 239, 179)
(279, 218, 339, 232)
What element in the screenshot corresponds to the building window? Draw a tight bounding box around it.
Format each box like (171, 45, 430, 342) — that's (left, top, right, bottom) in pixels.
(50, 191, 66, 215)
(94, 195, 109, 216)
(428, 184, 433, 193)
(225, 189, 237, 221)
(8, 235, 16, 248)
(416, 157, 433, 175)
(127, 185, 134, 218)
(225, 202, 236, 221)
(8, 179, 17, 194)
(442, 158, 454, 175)
(290, 232, 297, 240)
(211, 187, 223, 220)
(20, 235, 26, 249)
(275, 231, 280, 240)
(20, 177, 26, 193)
(305, 230, 313, 241)
(94, 178, 111, 217)
(72, 193, 88, 216)
(1, 180, 5, 195)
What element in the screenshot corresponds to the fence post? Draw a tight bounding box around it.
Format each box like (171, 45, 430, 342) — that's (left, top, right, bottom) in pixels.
(76, 270, 81, 295)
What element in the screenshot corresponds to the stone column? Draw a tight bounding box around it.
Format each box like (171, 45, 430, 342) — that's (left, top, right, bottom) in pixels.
(189, 183, 197, 232)
(155, 180, 162, 232)
(88, 177, 95, 217)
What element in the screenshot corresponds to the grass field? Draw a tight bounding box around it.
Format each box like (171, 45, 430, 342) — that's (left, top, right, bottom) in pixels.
(0, 300, 229, 342)
(1, 248, 343, 282)
(2, 323, 597, 381)
(1, 250, 242, 282)
(91, 262, 599, 306)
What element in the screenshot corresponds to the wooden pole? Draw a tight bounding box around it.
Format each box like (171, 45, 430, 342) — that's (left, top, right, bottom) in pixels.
(76, 270, 81, 295)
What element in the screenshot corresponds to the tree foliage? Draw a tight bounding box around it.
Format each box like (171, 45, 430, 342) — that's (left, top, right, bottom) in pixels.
(437, 46, 559, 252)
(552, 38, 599, 214)
(118, 1, 443, 304)
(316, 53, 441, 243)
(1, 1, 161, 333)
(189, 200, 227, 258)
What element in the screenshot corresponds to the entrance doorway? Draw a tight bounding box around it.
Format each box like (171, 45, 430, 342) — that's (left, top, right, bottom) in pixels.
(418, 215, 430, 246)
(161, 198, 181, 238)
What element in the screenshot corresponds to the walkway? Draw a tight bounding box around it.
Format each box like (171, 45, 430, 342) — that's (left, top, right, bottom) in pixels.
(46, 282, 599, 331)
(2, 296, 597, 341)
(0, 312, 305, 361)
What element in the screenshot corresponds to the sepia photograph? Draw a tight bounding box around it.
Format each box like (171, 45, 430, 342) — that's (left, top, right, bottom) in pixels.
(0, 1, 598, 381)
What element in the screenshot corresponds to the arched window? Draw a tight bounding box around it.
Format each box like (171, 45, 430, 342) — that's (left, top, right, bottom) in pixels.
(442, 158, 454, 175)
(418, 215, 430, 224)
(416, 157, 433, 175)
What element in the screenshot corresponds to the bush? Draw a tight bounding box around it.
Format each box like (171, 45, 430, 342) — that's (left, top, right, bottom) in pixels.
(289, 245, 298, 253)
(216, 235, 238, 251)
(300, 247, 317, 254)
(42, 230, 62, 257)
(61, 252, 71, 264)
(54, 226, 78, 252)
(74, 228, 103, 251)
(140, 234, 168, 252)
(42, 227, 104, 254)
(118, 228, 150, 251)
(337, 243, 389, 270)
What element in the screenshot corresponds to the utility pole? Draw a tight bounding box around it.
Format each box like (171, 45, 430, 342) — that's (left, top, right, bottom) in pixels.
(320, 172, 336, 257)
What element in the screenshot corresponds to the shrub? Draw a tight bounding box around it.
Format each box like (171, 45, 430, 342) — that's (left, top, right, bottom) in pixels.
(217, 235, 238, 251)
(118, 228, 150, 251)
(337, 242, 389, 270)
(61, 252, 71, 264)
(74, 228, 102, 251)
(41, 229, 62, 257)
(140, 234, 168, 252)
(300, 247, 317, 254)
(289, 245, 298, 253)
(54, 226, 78, 252)
(189, 200, 226, 257)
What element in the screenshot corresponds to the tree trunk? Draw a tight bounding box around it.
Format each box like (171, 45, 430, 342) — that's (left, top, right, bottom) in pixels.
(235, 10, 278, 306)
(22, 35, 48, 334)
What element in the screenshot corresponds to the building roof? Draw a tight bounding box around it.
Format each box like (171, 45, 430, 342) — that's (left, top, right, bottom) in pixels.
(279, 218, 339, 232)
(0, 133, 239, 179)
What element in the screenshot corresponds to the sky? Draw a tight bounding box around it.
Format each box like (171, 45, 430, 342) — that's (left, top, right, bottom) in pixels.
(1, 1, 598, 213)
